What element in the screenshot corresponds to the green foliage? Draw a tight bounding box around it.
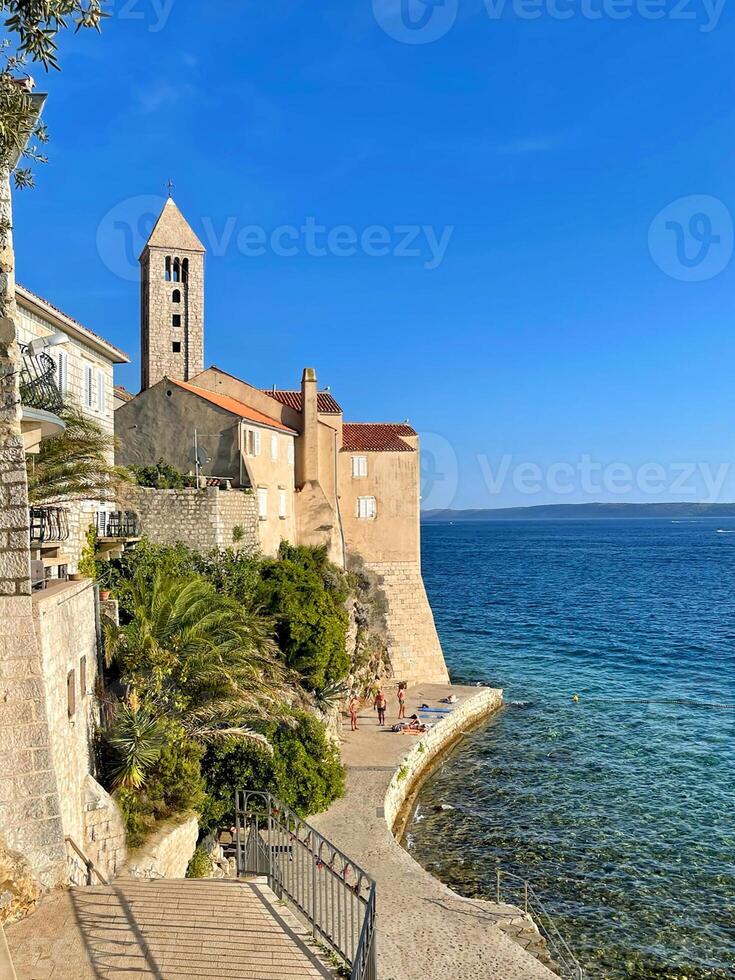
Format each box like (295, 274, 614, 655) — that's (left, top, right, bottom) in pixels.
(186, 846, 213, 879)
(105, 701, 167, 789)
(77, 525, 98, 580)
(26, 405, 131, 505)
(257, 543, 350, 690)
(201, 710, 345, 832)
(107, 719, 206, 848)
(232, 525, 244, 543)
(2, 1, 107, 70)
(130, 459, 195, 490)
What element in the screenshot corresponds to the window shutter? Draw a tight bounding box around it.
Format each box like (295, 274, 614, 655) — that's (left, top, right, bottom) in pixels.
(79, 656, 87, 697)
(84, 365, 93, 409)
(56, 349, 68, 393)
(254, 430, 261, 457)
(279, 489, 287, 519)
(352, 456, 367, 477)
(257, 487, 268, 518)
(97, 369, 105, 413)
(287, 441, 294, 465)
(271, 435, 278, 461)
(67, 669, 76, 718)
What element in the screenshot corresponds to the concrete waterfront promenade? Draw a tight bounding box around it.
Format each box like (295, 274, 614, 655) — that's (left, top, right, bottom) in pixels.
(312, 683, 558, 980)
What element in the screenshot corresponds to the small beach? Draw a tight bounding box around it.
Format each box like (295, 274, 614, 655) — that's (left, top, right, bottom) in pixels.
(312, 682, 558, 980)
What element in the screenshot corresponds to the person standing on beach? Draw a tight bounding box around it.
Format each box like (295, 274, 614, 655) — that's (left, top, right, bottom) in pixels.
(374, 689, 387, 726)
(397, 683, 407, 719)
(348, 694, 360, 732)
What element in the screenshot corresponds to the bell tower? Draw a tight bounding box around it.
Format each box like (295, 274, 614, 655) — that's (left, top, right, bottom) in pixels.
(140, 197, 205, 390)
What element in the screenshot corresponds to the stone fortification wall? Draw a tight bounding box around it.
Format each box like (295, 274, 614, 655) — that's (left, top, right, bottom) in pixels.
(125, 485, 258, 553)
(365, 561, 449, 685)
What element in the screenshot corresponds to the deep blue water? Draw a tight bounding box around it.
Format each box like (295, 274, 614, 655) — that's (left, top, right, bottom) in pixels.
(413, 519, 735, 979)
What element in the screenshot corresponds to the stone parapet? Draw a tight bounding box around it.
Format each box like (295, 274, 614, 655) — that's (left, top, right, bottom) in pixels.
(124, 814, 198, 880)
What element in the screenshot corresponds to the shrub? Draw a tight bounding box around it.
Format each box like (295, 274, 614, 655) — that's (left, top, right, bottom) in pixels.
(257, 543, 350, 689)
(130, 459, 195, 490)
(186, 846, 214, 879)
(201, 710, 345, 832)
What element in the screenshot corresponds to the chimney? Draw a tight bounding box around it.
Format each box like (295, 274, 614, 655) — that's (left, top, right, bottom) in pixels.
(298, 367, 319, 485)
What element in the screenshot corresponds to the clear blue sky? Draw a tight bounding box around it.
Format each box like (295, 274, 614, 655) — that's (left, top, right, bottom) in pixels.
(9, 0, 735, 508)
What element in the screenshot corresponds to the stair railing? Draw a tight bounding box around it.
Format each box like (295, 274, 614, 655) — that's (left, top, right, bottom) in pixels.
(65, 836, 108, 887)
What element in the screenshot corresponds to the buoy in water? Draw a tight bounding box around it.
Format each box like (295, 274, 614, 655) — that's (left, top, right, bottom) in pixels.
(571, 694, 580, 702)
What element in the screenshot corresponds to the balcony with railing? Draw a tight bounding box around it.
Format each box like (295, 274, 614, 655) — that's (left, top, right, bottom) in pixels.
(29, 506, 70, 544)
(19, 344, 65, 452)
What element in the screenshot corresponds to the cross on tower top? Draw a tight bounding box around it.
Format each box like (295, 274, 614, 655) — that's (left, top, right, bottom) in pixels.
(166, 179, 175, 198)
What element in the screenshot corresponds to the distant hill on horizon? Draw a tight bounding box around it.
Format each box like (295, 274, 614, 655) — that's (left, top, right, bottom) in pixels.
(421, 502, 735, 521)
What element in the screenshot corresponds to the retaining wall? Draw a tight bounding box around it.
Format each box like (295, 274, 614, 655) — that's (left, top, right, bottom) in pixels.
(125, 814, 198, 880)
(124, 486, 258, 553)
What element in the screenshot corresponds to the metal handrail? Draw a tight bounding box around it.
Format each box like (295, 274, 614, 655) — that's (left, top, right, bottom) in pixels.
(496, 869, 584, 980)
(65, 836, 108, 887)
(103, 511, 139, 538)
(234, 791, 377, 980)
(19, 345, 63, 414)
(29, 506, 70, 544)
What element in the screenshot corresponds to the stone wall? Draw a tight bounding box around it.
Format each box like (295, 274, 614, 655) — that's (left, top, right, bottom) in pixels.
(125, 814, 198, 880)
(124, 485, 258, 553)
(82, 778, 127, 883)
(383, 687, 503, 830)
(365, 561, 449, 685)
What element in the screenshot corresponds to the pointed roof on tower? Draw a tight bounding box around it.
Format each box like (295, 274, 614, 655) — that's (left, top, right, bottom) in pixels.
(140, 198, 206, 257)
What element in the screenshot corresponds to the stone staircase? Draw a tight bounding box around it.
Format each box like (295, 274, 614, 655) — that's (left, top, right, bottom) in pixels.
(6, 878, 340, 979)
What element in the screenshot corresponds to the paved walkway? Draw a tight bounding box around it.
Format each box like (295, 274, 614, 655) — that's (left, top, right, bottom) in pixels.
(312, 682, 559, 980)
(6, 878, 337, 979)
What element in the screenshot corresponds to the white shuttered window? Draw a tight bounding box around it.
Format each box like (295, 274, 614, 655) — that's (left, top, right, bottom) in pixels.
(278, 489, 287, 519)
(96, 369, 105, 414)
(357, 496, 376, 520)
(351, 456, 368, 477)
(84, 364, 93, 409)
(271, 434, 278, 460)
(257, 487, 268, 519)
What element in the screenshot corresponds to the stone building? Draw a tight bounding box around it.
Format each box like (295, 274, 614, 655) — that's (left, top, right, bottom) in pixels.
(16, 284, 130, 573)
(117, 199, 449, 684)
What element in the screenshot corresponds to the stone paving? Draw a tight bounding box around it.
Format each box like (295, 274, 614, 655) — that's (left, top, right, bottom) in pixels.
(6, 878, 338, 979)
(311, 682, 559, 980)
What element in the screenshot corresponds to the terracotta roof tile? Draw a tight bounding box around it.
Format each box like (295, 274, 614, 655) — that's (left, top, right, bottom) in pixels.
(143, 198, 205, 254)
(170, 379, 297, 433)
(341, 423, 416, 453)
(114, 385, 134, 402)
(263, 389, 342, 414)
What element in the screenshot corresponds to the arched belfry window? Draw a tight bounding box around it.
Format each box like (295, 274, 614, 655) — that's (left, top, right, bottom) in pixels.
(173, 258, 181, 283)
(182, 258, 189, 283)
(172, 289, 181, 304)
(165, 257, 172, 281)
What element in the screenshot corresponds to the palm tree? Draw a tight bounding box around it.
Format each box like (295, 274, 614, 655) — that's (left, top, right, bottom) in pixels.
(105, 698, 168, 789)
(103, 568, 292, 754)
(26, 404, 131, 505)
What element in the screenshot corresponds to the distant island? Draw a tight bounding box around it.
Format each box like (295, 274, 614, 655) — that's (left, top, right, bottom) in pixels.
(422, 502, 735, 521)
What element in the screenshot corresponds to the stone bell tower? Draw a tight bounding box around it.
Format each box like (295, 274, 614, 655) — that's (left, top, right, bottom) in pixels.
(140, 197, 205, 391)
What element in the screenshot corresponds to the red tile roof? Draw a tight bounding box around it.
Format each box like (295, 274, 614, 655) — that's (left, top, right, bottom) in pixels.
(263, 389, 342, 414)
(114, 385, 134, 403)
(169, 379, 297, 433)
(341, 423, 417, 453)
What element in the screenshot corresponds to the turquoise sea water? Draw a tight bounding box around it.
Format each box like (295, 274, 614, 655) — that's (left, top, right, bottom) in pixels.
(411, 519, 735, 979)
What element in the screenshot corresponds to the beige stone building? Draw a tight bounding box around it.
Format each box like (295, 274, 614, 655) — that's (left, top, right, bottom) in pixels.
(117, 200, 448, 684)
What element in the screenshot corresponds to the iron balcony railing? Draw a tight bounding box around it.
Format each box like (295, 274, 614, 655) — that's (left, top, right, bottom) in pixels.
(102, 511, 139, 538)
(19, 344, 63, 415)
(234, 791, 377, 980)
(29, 506, 70, 544)
(496, 869, 585, 980)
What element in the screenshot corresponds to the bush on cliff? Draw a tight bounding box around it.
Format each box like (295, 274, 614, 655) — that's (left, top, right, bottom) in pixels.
(200, 709, 345, 831)
(256, 543, 351, 690)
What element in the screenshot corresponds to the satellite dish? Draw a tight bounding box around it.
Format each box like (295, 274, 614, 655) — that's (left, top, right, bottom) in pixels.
(189, 446, 209, 467)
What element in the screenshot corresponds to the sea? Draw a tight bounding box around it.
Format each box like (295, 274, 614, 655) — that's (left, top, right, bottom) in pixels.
(411, 518, 735, 980)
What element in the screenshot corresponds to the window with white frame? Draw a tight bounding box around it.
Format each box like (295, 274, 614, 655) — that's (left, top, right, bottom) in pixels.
(278, 488, 287, 519)
(351, 455, 368, 478)
(287, 441, 294, 465)
(357, 496, 377, 520)
(271, 434, 279, 461)
(245, 428, 262, 457)
(84, 364, 93, 409)
(257, 487, 268, 519)
(96, 369, 105, 414)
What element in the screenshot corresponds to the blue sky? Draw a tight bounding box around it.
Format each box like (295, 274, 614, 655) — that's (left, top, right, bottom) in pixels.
(9, 0, 735, 508)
